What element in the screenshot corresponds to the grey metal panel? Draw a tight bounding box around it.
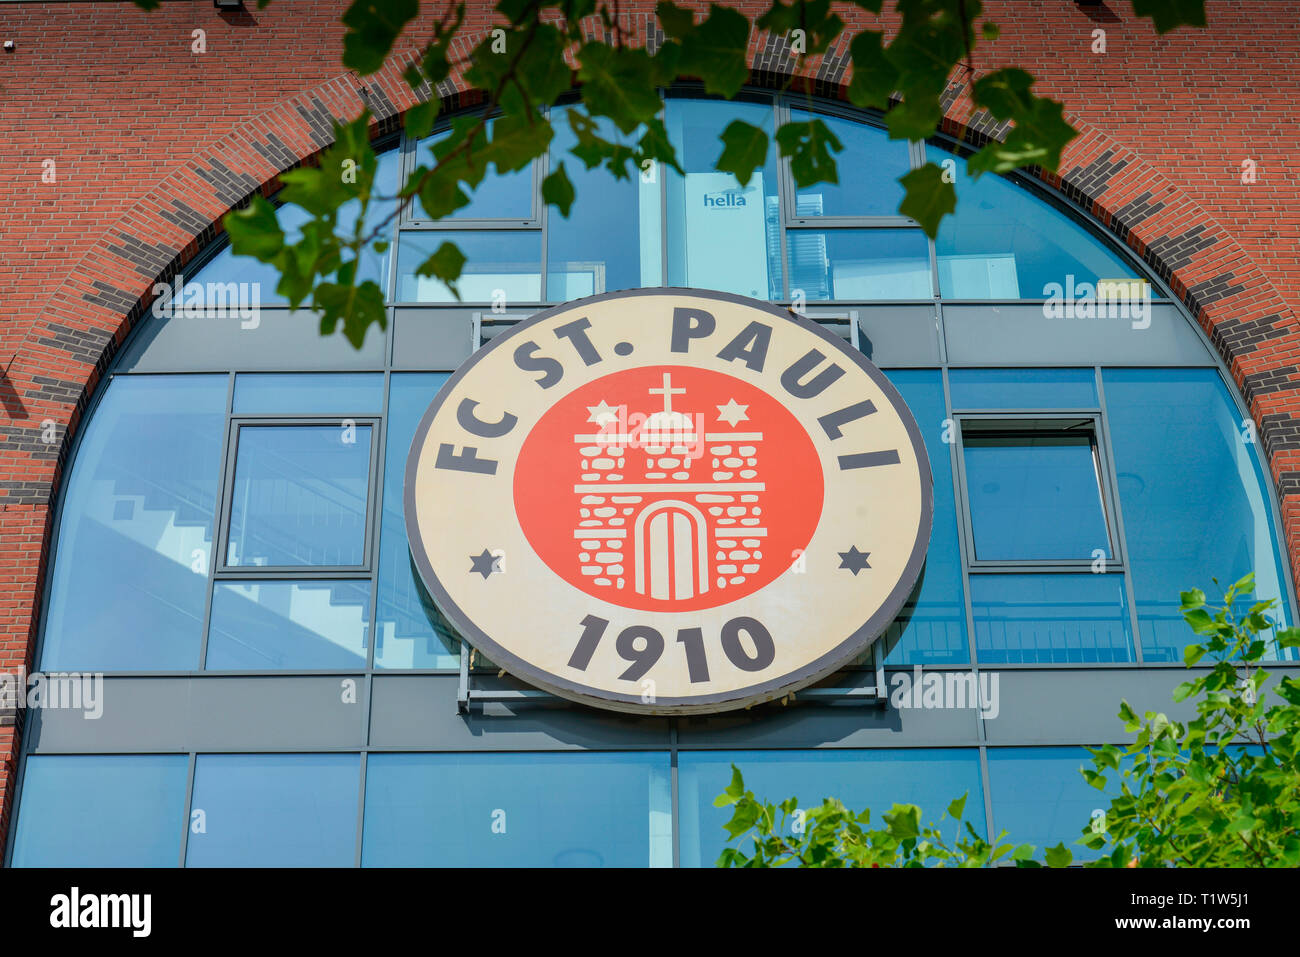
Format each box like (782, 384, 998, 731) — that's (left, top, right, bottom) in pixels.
(942, 303, 1212, 366)
(116, 309, 386, 372)
(391, 308, 477, 369)
(25, 676, 367, 752)
(369, 675, 672, 750)
(676, 673, 981, 749)
(854, 305, 943, 366)
(980, 667, 1300, 745)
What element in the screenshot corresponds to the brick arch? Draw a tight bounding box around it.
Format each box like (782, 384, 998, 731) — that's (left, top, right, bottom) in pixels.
(4, 37, 1300, 835)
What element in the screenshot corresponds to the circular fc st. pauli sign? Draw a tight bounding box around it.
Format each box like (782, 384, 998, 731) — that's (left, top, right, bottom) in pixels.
(405, 289, 932, 714)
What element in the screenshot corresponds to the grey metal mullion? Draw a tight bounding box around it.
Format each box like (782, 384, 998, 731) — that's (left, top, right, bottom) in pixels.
(943, 368, 982, 680)
(354, 750, 368, 868)
(198, 372, 236, 672)
(1095, 368, 1145, 664)
(178, 751, 197, 868)
(670, 720, 680, 869)
(785, 216, 919, 229)
(978, 745, 995, 843)
(366, 368, 392, 671)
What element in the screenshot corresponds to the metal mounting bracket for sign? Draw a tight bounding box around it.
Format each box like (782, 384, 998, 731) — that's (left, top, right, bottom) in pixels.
(455, 639, 888, 713)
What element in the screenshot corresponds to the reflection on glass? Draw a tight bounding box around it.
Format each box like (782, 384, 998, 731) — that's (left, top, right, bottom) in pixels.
(787, 228, 931, 301)
(396, 230, 542, 302)
(418, 120, 535, 220)
(986, 747, 1110, 860)
(193, 146, 399, 303)
(546, 105, 662, 298)
(949, 368, 1098, 410)
(362, 752, 673, 867)
(789, 109, 910, 218)
(962, 427, 1111, 561)
(1103, 368, 1294, 661)
(41, 375, 227, 671)
(227, 425, 372, 567)
(205, 580, 370, 669)
(677, 749, 984, 867)
(971, 573, 1133, 663)
(881, 371, 968, 664)
(375, 373, 461, 668)
(185, 753, 359, 867)
(233, 373, 384, 415)
(930, 145, 1136, 299)
(666, 97, 782, 299)
(10, 755, 188, 867)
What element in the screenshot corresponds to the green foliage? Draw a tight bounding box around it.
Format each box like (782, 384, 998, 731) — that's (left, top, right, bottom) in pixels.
(716, 574, 1300, 868)
(133, 0, 1206, 347)
(1079, 574, 1300, 868)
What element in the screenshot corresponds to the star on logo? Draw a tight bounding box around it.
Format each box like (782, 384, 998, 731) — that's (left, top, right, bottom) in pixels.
(586, 399, 621, 426)
(716, 398, 750, 427)
(837, 546, 872, 575)
(469, 549, 502, 579)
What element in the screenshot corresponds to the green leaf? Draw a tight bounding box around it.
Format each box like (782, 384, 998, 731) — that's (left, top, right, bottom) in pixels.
(516, 23, 572, 107)
(898, 163, 957, 238)
(656, 0, 696, 37)
(1180, 588, 1207, 610)
(883, 804, 921, 841)
(846, 30, 896, 110)
(670, 3, 751, 97)
(967, 69, 1077, 176)
(775, 118, 843, 188)
(341, 0, 420, 75)
(316, 278, 386, 350)
(223, 194, 286, 262)
(1183, 643, 1207, 667)
(405, 99, 441, 141)
(1044, 842, 1073, 868)
(414, 241, 468, 300)
(716, 120, 770, 187)
(576, 44, 665, 134)
(946, 792, 968, 820)
(1130, 0, 1207, 34)
(541, 162, 576, 217)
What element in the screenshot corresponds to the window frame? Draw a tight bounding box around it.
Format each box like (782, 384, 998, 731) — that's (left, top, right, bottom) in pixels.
(214, 415, 384, 577)
(952, 410, 1125, 573)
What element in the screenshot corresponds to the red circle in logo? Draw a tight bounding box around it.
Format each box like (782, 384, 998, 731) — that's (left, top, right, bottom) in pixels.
(514, 365, 824, 612)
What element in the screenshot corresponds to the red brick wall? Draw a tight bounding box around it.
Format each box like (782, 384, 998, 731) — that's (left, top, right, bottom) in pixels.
(2, 0, 1298, 848)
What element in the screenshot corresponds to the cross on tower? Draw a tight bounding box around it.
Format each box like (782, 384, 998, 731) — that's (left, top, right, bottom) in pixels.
(648, 372, 685, 414)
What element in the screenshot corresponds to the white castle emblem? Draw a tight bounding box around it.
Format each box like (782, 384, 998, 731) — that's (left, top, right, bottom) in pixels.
(570, 372, 768, 600)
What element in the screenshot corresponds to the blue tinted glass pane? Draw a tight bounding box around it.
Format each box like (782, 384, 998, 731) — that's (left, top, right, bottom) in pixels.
(227, 425, 372, 567)
(790, 110, 909, 217)
(547, 106, 661, 298)
(678, 749, 983, 868)
(930, 146, 1137, 299)
(375, 374, 460, 668)
(194, 146, 399, 303)
(362, 752, 672, 867)
(949, 368, 1098, 410)
(233, 373, 384, 415)
(882, 370, 968, 664)
(986, 748, 1109, 861)
(1103, 369, 1294, 661)
(396, 230, 541, 302)
(11, 755, 188, 867)
(185, 753, 359, 867)
(788, 229, 931, 301)
(419, 121, 534, 220)
(963, 430, 1111, 561)
(972, 573, 1133, 663)
(205, 580, 370, 669)
(42, 375, 227, 671)
(666, 98, 782, 300)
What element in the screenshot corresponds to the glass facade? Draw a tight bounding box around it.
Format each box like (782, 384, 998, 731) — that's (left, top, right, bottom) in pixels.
(10, 90, 1297, 868)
